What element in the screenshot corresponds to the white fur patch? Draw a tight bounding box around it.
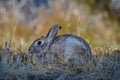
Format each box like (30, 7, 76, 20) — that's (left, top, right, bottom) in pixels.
(65, 37, 86, 49)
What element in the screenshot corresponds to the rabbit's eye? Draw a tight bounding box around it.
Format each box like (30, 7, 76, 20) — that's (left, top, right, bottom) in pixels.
(37, 41, 42, 45)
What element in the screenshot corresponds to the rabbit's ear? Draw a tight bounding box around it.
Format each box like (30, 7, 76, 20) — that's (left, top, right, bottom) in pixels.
(46, 24, 61, 41)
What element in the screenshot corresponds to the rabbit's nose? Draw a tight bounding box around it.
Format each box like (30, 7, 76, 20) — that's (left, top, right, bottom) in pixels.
(29, 46, 34, 53)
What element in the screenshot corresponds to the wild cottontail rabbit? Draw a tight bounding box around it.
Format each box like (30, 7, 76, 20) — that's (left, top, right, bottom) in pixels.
(28, 24, 93, 65)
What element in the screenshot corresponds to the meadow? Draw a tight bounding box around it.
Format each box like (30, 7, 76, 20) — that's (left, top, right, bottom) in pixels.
(0, 0, 120, 80)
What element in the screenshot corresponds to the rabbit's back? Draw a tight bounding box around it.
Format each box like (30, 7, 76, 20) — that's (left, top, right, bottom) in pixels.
(49, 34, 92, 65)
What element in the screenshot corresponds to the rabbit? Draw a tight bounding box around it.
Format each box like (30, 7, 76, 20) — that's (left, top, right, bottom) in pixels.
(28, 24, 93, 65)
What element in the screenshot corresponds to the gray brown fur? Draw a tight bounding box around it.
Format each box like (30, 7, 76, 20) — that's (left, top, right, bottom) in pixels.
(28, 24, 93, 65)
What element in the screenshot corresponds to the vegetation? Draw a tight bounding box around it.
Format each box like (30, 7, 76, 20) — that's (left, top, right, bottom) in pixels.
(0, 46, 120, 80)
(0, 0, 120, 80)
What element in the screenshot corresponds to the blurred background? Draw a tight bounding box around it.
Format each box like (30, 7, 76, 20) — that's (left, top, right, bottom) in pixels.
(0, 0, 120, 53)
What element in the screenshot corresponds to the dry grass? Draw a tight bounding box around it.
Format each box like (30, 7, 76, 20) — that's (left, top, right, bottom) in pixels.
(0, 0, 120, 80)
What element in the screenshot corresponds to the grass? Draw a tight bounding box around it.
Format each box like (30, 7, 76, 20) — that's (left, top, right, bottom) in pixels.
(0, 46, 120, 80)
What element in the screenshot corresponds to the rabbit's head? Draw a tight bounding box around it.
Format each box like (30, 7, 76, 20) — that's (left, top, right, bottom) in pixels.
(28, 24, 61, 57)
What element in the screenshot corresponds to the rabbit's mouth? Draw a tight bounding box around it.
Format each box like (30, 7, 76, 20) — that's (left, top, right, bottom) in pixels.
(28, 47, 39, 55)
